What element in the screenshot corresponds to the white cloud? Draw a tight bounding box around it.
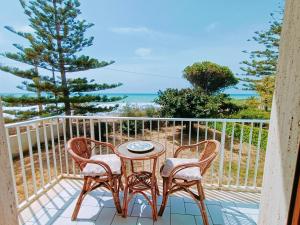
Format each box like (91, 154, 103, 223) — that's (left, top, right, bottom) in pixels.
(135, 48, 152, 57)
(205, 22, 219, 32)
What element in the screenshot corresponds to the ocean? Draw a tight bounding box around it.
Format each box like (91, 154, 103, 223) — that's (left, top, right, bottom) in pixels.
(110, 93, 257, 103)
(0, 92, 257, 117)
(0, 92, 257, 104)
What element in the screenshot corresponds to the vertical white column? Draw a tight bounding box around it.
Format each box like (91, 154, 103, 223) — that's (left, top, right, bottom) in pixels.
(0, 100, 19, 225)
(218, 122, 226, 187)
(259, 0, 300, 224)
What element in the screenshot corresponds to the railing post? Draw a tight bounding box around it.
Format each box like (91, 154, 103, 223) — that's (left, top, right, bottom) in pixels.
(90, 119, 95, 140)
(90, 119, 95, 155)
(218, 121, 226, 187)
(0, 99, 19, 225)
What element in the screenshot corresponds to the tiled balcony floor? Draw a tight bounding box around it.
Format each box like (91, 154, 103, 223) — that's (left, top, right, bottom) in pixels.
(19, 179, 260, 225)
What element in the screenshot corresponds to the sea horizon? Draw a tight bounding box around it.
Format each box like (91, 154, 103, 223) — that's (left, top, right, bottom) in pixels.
(0, 92, 257, 104)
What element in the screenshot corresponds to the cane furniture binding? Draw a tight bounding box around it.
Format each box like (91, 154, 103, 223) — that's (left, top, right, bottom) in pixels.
(158, 140, 220, 225)
(67, 137, 123, 221)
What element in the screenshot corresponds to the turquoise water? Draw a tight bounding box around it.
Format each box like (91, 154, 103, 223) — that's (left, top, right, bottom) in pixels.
(105, 93, 257, 102)
(0, 92, 257, 103)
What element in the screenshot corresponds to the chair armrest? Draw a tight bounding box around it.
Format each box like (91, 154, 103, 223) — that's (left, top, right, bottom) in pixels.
(84, 138, 117, 154)
(68, 149, 113, 177)
(174, 140, 207, 158)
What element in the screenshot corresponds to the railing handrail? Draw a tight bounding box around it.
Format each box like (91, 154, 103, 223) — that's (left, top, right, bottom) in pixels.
(5, 116, 59, 128)
(63, 115, 269, 123)
(5, 115, 269, 128)
(5, 114, 269, 209)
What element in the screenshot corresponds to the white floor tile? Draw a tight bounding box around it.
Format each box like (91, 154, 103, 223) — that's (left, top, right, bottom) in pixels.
(44, 195, 74, 210)
(194, 215, 214, 225)
(33, 208, 63, 224)
(170, 196, 185, 214)
(137, 217, 154, 225)
(207, 204, 228, 225)
(59, 199, 78, 218)
(82, 194, 102, 207)
(111, 214, 138, 225)
(76, 205, 102, 221)
(155, 207, 170, 225)
(131, 204, 153, 218)
(51, 217, 77, 225)
(171, 214, 196, 225)
(95, 208, 116, 225)
(185, 203, 201, 216)
(226, 213, 257, 225)
(77, 221, 96, 225)
(100, 195, 122, 208)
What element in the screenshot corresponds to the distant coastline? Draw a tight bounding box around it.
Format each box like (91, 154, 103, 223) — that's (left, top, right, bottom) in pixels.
(1, 92, 258, 117)
(0, 92, 258, 104)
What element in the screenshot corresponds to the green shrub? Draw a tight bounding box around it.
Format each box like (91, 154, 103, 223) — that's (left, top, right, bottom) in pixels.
(155, 88, 240, 118)
(211, 122, 269, 151)
(231, 108, 270, 119)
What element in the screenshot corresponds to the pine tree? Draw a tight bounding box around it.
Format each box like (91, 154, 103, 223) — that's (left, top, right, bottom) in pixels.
(240, 8, 282, 110)
(0, 26, 59, 120)
(1, 0, 123, 121)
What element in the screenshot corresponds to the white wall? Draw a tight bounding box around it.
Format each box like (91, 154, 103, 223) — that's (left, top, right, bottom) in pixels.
(9, 124, 63, 158)
(0, 102, 18, 225)
(258, 0, 300, 224)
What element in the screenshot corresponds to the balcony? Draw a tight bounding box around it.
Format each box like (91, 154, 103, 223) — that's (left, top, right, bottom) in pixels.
(5, 116, 268, 225)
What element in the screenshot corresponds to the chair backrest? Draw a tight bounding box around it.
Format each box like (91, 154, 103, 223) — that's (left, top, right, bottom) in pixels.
(199, 140, 220, 176)
(68, 137, 92, 158)
(67, 137, 94, 170)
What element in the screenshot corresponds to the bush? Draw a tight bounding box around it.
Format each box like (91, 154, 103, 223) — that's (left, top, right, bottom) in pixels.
(231, 108, 270, 119)
(155, 88, 240, 118)
(120, 105, 160, 134)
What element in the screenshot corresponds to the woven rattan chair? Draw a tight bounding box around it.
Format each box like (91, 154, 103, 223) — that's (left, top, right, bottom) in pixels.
(67, 137, 123, 221)
(158, 140, 220, 225)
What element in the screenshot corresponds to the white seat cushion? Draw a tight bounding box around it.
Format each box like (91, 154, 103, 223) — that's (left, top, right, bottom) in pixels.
(161, 158, 202, 181)
(82, 154, 121, 177)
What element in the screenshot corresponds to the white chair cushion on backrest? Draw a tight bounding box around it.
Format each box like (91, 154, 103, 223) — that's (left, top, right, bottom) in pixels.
(82, 154, 121, 177)
(161, 158, 202, 181)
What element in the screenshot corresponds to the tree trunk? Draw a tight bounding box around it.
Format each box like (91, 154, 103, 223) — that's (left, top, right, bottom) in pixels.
(34, 64, 43, 115)
(53, 0, 71, 138)
(52, 67, 59, 114)
(53, 0, 71, 116)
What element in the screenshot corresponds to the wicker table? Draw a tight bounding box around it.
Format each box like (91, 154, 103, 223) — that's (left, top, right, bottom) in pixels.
(115, 140, 165, 221)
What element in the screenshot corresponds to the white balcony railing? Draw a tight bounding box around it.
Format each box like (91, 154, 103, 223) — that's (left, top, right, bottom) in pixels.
(4, 116, 269, 211)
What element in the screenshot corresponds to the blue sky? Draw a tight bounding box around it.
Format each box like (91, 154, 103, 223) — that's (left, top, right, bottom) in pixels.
(0, 0, 282, 94)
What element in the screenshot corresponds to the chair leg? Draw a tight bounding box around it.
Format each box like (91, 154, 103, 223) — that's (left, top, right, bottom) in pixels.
(150, 183, 158, 221)
(112, 178, 122, 214)
(155, 179, 160, 196)
(71, 177, 89, 221)
(158, 178, 169, 216)
(196, 181, 209, 225)
(118, 176, 124, 191)
(122, 184, 129, 217)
